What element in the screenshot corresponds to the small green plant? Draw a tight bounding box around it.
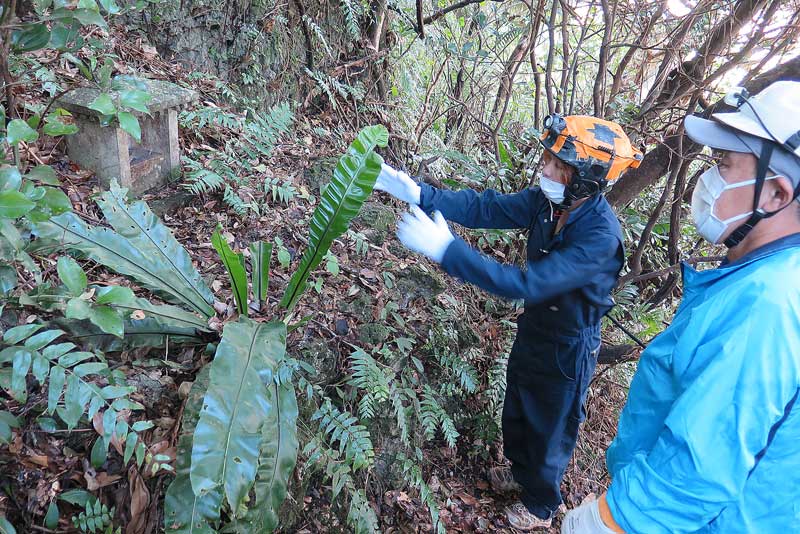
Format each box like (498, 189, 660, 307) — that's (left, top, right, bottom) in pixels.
(72, 499, 117, 534)
(264, 177, 297, 205)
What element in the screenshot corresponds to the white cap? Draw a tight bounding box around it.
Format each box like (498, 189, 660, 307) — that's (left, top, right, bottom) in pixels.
(714, 81, 800, 157)
(684, 80, 800, 186)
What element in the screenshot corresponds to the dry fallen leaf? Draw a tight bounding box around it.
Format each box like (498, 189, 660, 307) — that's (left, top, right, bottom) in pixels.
(456, 492, 478, 507)
(126, 467, 150, 534)
(25, 454, 49, 468)
(177, 381, 193, 399)
(84, 471, 122, 491)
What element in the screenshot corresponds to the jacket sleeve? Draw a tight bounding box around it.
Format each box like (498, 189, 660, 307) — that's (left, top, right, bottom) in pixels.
(438, 223, 621, 304)
(605, 302, 800, 534)
(418, 182, 537, 230)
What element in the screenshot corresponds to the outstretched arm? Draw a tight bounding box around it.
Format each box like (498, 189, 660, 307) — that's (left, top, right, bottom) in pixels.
(396, 206, 621, 304)
(439, 225, 620, 303)
(374, 163, 537, 230)
(418, 182, 538, 230)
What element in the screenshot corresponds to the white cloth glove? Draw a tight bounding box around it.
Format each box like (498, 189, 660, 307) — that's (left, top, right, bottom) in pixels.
(375, 163, 421, 205)
(561, 497, 619, 534)
(397, 205, 454, 264)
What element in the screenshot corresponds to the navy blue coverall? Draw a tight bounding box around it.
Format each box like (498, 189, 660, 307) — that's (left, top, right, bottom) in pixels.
(418, 183, 624, 519)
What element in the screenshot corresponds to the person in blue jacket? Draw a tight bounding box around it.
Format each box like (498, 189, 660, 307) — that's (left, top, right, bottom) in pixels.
(375, 115, 643, 530)
(561, 81, 800, 534)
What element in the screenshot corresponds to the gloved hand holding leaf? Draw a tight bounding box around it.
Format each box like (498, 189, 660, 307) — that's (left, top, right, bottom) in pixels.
(375, 163, 421, 205)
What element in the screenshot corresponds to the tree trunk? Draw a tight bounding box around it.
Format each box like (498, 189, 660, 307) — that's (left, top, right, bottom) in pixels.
(490, 2, 536, 132)
(544, 0, 558, 114)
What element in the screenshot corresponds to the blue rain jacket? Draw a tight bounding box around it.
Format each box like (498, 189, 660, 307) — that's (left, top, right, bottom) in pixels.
(606, 233, 800, 534)
(418, 183, 624, 333)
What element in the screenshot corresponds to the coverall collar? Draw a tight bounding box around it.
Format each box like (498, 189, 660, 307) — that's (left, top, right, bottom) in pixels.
(559, 193, 603, 228)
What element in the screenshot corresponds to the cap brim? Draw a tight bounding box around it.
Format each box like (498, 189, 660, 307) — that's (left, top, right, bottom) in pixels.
(685, 115, 800, 187)
(684, 115, 752, 152)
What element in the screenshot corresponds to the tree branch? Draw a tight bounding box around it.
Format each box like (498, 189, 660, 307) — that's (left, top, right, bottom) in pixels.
(623, 255, 725, 285)
(415, 0, 424, 37)
(608, 53, 800, 209)
(592, 0, 612, 116)
(423, 0, 504, 25)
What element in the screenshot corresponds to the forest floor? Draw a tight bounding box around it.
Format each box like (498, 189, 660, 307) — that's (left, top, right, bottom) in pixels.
(1, 28, 636, 534)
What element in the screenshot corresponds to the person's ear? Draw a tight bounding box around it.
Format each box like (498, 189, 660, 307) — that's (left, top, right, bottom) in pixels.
(762, 176, 795, 211)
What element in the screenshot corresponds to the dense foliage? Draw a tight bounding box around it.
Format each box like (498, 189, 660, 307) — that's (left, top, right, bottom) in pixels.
(2, 0, 798, 532)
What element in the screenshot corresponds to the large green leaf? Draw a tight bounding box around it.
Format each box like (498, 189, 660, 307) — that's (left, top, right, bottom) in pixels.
(33, 182, 215, 318)
(0, 167, 22, 191)
(0, 517, 17, 534)
(57, 256, 88, 296)
(211, 226, 248, 317)
(245, 381, 298, 533)
(0, 410, 19, 445)
(52, 317, 205, 352)
(111, 298, 210, 331)
(119, 90, 151, 113)
(88, 94, 116, 116)
(190, 319, 286, 513)
(250, 241, 272, 312)
(164, 366, 222, 533)
(37, 187, 73, 217)
(11, 23, 50, 52)
(117, 111, 141, 142)
(0, 266, 17, 295)
(6, 119, 38, 146)
(34, 212, 201, 314)
(26, 166, 60, 186)
(0, 190, 36, 219)
(280, 125, 387, 311)
(95, 181, 215, 316)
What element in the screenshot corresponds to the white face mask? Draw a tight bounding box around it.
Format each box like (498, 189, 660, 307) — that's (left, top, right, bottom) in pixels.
(540, 175, 566, 204)
(691, 165, 778, 244)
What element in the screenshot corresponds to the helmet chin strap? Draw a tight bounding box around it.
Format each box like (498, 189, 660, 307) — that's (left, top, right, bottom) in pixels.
(724, 143, 773, 248)
(562, 169, 604, 209)
(723, 143, 800, 248)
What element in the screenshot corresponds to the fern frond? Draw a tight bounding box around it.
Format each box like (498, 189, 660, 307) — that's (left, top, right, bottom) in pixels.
(179, 106, 242, 131)
(223, 186, 255, 215)
(436, 350, 478, 394)
(420, 386, 459, 448)
(302, 435, 355, 500)
(397, 450, 445, 534)
(390, 384, 410, 446)
(348, 348, 391, 420)
(302, 14, 333, 57)
(182, 158, 226, 195)
(240, 103, 294, 160)
(264, 177, 297, 205)
(304, 69, 365, 109)
(347, 488, 379, 534)
(340, 0, 362, 39)
(312, 400, 374, 471)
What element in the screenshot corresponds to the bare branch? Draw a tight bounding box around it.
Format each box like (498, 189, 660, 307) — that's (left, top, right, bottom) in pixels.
(423, 0, 505, 25)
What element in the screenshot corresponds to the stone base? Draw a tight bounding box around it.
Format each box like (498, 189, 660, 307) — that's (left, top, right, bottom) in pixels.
(59, 79, 196, 197)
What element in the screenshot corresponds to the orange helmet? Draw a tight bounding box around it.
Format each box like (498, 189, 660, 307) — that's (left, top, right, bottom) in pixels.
(539, 114, 643, 202)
